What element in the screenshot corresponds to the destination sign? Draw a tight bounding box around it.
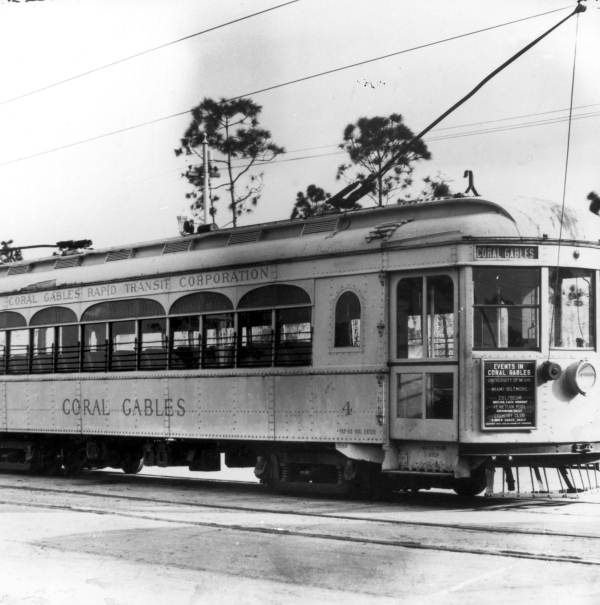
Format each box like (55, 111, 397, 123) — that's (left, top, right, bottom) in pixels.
(482, 360, 536, 429)
(475, 245, 538, 260)
(1, 265, 276, 310)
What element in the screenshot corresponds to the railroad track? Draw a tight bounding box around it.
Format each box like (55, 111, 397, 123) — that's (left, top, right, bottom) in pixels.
(1, 470, 600, 566)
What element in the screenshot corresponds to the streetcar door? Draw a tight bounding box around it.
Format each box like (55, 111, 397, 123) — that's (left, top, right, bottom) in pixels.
(390, 272, 458, 442)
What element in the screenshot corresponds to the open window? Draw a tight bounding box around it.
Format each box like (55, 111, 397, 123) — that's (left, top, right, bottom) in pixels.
(140, 318, 167, 369)
(7, 329, 29, 374)
(203, 314, 235, 368)
(237, 284, 312, 367)
(30, 307, 79, 373)
(81, 298, 166, 371)
(169, 292, 234, 369)
(0, 312, 26, 374)
(473, 267, 539, 350)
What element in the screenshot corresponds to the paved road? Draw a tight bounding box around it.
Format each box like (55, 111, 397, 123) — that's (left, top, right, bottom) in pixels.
(1, 469, 600, 604)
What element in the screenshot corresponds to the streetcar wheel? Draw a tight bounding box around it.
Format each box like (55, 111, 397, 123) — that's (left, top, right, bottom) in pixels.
(121, 454, 144, 474)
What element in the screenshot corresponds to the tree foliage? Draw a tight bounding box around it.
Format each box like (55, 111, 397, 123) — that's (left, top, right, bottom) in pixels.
(290, 184, 361, 219)
(175, 97, 284, 227)
(336, 113, 431, 206)
(419, 175, 464, 201)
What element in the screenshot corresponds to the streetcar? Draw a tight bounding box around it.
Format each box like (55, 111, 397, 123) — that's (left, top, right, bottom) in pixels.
(0, 195, 599, 496)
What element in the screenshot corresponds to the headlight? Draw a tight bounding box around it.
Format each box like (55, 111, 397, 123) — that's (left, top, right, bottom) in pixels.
(575, 362, 597, 394)
(565, 361, 597, 395)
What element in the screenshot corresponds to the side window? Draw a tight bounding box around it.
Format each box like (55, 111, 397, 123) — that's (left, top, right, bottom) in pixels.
(334, 292, 361, 348)
(32, 327, 55, 373)
(550, 268, 595, 349)
(57, 325, 79, 372)
(473, 267, 539, 349)
(140, 318, 167, 370)
(238, 310, 273, 367)
(82, 323, 107, 371)
(203, 313, 235, 368)
(397, 372, 454, 420)
(111, 320, 137, 370)
(8, 329, 30, 374)
(397, 275, 454, 358)
(237, 284, 312, 368)
(397, 278, 423, 358)
(275, 307, 312, 366)
(0, 332, 5, 373)
(170, 316, 200, 369)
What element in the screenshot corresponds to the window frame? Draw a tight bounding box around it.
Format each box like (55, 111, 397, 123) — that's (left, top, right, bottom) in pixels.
(392, 272, 458, 362)
(332, 290, 363, 351)
(472, 266, 541, 352)
(0, 284, 314, 375)
(549, 267, 597, 351)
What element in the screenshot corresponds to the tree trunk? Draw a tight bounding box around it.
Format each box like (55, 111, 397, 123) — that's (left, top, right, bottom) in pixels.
(224, 117, 237, 227)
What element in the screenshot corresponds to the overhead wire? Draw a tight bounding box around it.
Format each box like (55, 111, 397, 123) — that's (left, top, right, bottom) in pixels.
(224, 5, 572, 102)
(548, 5, 582, 357)
(232, 106, 600, 169)
(0, 4, 576, 169)
(0, 0, 300, 106)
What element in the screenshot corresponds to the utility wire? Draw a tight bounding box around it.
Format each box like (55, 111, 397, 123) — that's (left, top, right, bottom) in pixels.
(225, 5, 572, 102)
(227, 107, 600, 169)
(3, 100, 598, 171)
(0, 110, 191, 168)
(0, 4, 577, 169)
(327, 2, 585, 208)
(548, 9, 581, 358)
(247, 102, 600, 157)
(0, 0, 300, 106)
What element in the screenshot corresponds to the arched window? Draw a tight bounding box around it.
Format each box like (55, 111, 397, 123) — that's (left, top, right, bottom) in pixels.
(0, 312, 26, 374)
(237, 284, 312, 367)
(31, 307, 77, 325)
(81, 299, 166, 372)
(30, 307, 78, 374)
(238, 284, 310, 309)
(82, 299, 165, 321)
(169, 292, 234, 370)
(335, 291, 361, 348)
(0, 311, 26, 329)
(170, 292, 232, 315)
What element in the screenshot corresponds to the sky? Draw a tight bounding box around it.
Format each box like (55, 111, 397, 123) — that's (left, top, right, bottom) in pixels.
(0, 0, 598, 256)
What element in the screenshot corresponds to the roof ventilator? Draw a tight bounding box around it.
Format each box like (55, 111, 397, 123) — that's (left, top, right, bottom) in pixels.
(228, 230, 262, 245)
(163, 240, 193, 254)
(106, 249, 134, 262)
(366, 220, 412, 243)
(54, 256, 82, 269)
(302, 217, 339, 236)
(7, 264, 32, 276)
(21, 279, 57, 292)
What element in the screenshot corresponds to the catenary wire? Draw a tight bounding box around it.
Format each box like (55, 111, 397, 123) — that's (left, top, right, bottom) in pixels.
(0, 4, 575, 169)
(246, 103, 600, 158)
(549, 8, 581, 358)
(224, 5, 572, 102)
(227, 108, 600, 168)
(0, 0, 300, 106)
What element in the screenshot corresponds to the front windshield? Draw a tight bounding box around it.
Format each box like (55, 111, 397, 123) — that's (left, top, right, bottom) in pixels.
(473, 267, 539, 349)
(549, 268, 595, 349)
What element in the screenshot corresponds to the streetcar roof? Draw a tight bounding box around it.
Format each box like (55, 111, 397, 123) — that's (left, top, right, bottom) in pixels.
(0, 197, 596, 294)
